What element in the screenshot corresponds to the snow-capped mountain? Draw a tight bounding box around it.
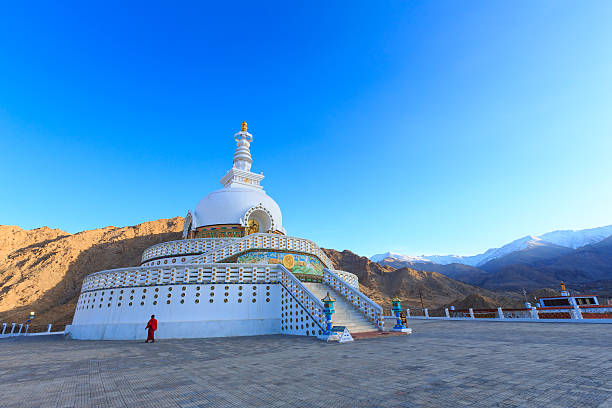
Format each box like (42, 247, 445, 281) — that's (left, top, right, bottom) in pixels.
(369, 252, 430, 263)
(370, 225, 612, 267)
(538, 225, 612, 249)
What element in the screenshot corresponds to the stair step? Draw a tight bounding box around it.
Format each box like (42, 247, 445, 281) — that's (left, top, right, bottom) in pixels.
(302, 282, 378, 333)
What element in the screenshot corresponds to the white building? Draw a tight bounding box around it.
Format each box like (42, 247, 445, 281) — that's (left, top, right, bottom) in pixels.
(68, 123, 383, 340)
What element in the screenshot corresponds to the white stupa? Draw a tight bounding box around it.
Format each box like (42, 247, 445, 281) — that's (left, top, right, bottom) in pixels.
(189, 122, 285, 236)
(68, 123, 383, 340)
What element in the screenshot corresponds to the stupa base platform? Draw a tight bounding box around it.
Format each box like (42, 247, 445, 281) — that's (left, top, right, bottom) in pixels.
(67, 319, 281, 340)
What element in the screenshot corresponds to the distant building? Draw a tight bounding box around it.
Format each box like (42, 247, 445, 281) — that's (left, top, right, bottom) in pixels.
(68, 123, 383, 340)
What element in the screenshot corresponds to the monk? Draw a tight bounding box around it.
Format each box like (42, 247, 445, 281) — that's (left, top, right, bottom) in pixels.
(145, 315, 157, 343)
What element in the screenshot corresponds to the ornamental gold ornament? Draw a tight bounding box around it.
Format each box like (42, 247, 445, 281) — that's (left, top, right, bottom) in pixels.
(247, 219, 259, 235)
(241, 121, 247, 132)
(282, 254, 295, 269)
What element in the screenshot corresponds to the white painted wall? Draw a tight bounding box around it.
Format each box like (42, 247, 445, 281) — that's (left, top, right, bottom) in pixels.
(71, 283, 280, 340)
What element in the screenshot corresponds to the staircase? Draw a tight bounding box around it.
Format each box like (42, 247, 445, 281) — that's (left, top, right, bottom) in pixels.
(303, 283, 378, 333)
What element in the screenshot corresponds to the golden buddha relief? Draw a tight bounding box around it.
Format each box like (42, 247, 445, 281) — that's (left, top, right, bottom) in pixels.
(247, 219, 259, 235)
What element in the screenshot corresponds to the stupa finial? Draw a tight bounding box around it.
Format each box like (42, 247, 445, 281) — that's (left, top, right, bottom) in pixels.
(232, 122, 253, 172)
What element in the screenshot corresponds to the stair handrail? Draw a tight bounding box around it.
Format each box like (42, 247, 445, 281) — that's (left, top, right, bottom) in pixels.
(277, 265, 326, 332)
(323, 268, 384, 331)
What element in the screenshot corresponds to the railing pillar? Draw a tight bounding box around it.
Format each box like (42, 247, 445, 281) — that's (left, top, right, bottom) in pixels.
(18, 323, 23, 334)
(571, 305, 583, 320)
(1, 323, 6, 334)
(47, 324, 53, 333)
(469, 308, 475, 319)
(24, 324, 30, 334)
(445, 308, 450, 318)
(391, 297, 410, 332)
(405, 308, 411, 318)
(322, 293, 335, 334)
(424, 308, 429, 319)
(10, 323, 16, 334)
(391, 297, 405, 330)
(497, 307, 504, 319)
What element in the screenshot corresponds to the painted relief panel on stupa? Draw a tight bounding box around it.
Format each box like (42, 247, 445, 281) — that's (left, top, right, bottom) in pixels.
(237, 251, 325, 278)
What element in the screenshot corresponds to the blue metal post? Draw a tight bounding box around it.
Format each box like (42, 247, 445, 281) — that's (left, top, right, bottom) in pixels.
(392, 296, 405, 330)
(322, 292, 335, 334)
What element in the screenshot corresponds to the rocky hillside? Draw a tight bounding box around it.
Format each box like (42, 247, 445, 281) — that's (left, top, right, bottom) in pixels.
(323, 249, 519, 311)
(0, 218, 183, 325)
(377, 237, 612, 296)
(0, 218, 520, 326)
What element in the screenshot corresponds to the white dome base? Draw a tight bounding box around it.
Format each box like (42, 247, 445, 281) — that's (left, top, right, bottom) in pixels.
(192, 187, 284, 234)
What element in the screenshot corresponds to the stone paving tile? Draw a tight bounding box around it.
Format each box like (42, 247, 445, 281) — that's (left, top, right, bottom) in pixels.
(1, 320, 611, 407)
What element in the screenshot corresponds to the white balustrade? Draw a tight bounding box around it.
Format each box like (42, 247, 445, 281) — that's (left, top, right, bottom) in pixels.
(323, 269, 384, 331)
(278, 266, 326, 333)
(332, 270, 359, 289)
(141, 238, 238, 263)
(81, 263, 281, 292)
(189, 233, 335, 269)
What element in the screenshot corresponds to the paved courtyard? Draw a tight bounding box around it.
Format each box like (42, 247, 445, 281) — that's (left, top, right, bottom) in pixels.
(1, 320, 611, 408)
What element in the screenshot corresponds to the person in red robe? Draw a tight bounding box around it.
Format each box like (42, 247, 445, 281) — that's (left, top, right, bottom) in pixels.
(145, 315, 157, 343)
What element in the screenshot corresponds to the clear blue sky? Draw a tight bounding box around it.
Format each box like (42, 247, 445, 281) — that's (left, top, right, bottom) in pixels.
(1, 2, 611, 257)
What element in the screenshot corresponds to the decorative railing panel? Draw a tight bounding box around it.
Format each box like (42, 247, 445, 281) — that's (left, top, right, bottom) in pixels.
(333, 270, 359, 289)
(81, 263, 281, 292)
(323, 269, 383, 331)
(189, 233, 335, 269)
(578, 305, 612, 318)
(278, 266, 326, 336)
(141, 238, 238, 263)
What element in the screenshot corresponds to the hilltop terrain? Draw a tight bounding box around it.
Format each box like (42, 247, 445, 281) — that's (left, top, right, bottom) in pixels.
(0, 218, 183, 325)
(373, 228, 612, 295)
(0, 218, 523, 325)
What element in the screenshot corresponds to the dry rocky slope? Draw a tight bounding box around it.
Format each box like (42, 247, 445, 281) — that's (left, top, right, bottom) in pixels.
(0, 218, 183, 325)
(323, 249, 519, 311)
(1, 218, 516, 325)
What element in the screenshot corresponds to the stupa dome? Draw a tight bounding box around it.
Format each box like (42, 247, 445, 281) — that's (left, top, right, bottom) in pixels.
(187, 122, 285, 235)
(192, 186, 284, 233)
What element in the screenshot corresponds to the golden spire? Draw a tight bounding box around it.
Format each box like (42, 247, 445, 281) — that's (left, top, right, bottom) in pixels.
(241, 121, 247, 132)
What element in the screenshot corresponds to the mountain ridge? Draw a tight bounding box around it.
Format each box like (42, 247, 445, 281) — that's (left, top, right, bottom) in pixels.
(0, 219, 524, 324)
(371, 224, 612, 267)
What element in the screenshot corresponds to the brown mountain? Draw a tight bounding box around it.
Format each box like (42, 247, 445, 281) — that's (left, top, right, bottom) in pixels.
(0, 218, 183, 326)
(323, 249, 518, 311)
(0, 218, 519, 326)
(380, 260, 490, 284)
(479, 243, 573, 272)
(460, 238, 612, 292)
(377, 236, 612, 295)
